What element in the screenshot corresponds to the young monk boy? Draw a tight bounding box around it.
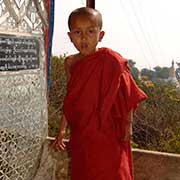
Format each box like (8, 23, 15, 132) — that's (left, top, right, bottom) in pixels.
(53, 7, 147, 180)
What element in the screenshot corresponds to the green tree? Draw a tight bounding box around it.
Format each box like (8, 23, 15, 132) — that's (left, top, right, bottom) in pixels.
(128, 59, 139, 79)
(134, 81, 180, 153)
(153, 66, 161, 78)
(153, 66, 170, 79)
(141, 66, 170, 80)
(176, 62, 180, 82)
(161, 67, 170, 79)
(141, 68, 155, 80)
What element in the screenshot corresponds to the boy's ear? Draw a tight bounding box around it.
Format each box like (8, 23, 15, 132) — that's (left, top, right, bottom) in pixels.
(99, 31, 105, 42)
(67, 32, 72, 42)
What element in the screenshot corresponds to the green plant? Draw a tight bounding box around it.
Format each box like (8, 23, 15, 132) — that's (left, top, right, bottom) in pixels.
(133, 81, 180, 153)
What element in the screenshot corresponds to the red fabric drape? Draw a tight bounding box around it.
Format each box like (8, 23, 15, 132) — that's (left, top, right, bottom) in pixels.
(64, 48, 147, 180)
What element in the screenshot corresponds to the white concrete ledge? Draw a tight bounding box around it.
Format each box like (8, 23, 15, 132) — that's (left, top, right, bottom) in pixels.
(133, 148, 180, 157)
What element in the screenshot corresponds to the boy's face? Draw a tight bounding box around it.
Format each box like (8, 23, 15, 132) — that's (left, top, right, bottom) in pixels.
(68, 14, 105, 56)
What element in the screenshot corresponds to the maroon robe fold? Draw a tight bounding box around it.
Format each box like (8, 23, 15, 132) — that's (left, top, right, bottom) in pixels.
(64, 48, 147, 180)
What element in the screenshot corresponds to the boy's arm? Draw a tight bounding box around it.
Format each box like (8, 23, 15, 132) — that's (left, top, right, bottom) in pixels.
(58, 55, 73, 133)
(52, 56, 72, 150)
(64, 56, 73, 82)
(58, 56, 73, 133)
(123, 109, 133, 141)
(58, 114, 68, 136)
(52, 114, 67, 151)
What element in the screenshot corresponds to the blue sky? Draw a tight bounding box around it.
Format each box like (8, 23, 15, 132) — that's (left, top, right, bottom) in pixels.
(52, 0, 180, 69)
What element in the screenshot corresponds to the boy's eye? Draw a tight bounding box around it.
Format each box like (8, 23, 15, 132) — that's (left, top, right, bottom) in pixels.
(88, 29, 95, 34)
(89, 30, 94, 33)
(73, 30, 81, 35)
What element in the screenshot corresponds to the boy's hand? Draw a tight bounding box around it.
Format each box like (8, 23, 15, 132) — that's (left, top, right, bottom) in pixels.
(123, 122, 132, 142)
(51, 131, 66, 151)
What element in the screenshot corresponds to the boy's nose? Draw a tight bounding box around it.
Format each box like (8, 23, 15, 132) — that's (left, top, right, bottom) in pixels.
(81, 32, 87, 40)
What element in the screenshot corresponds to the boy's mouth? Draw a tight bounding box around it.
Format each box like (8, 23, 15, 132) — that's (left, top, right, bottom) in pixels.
(80, 43, 88, 49)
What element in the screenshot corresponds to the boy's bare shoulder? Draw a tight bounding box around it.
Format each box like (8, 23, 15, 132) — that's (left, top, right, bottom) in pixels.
(64, 54, 79, 68)
(64, 55, 74, 67)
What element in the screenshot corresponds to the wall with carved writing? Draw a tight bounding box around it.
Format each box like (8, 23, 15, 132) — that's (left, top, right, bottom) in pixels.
(0, 1, 48, 180)
(0, 35, 39, 71)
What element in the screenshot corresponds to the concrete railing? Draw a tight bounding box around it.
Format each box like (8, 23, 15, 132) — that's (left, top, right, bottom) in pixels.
(133, 149, 180, 180)
(34, 137, 180, 180)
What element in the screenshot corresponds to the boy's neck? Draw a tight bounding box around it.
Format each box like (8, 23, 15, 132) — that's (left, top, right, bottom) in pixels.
(78, 48, 99, 59)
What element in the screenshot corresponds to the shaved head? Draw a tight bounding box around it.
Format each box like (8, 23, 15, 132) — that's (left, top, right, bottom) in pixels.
(68, 7, 103, 30)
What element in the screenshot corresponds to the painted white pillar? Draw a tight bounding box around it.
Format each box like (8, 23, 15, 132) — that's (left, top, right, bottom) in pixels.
(0, 1, 48, 179)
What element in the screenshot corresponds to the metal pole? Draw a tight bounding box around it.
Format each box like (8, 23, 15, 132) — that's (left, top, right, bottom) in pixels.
(86, 0, 95, 8)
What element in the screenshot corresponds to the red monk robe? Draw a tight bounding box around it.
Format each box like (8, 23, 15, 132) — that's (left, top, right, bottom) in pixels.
(63, 48, 147, 180)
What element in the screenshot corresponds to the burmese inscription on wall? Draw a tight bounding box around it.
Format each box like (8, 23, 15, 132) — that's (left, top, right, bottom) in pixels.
(0, 35, 39, 71)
